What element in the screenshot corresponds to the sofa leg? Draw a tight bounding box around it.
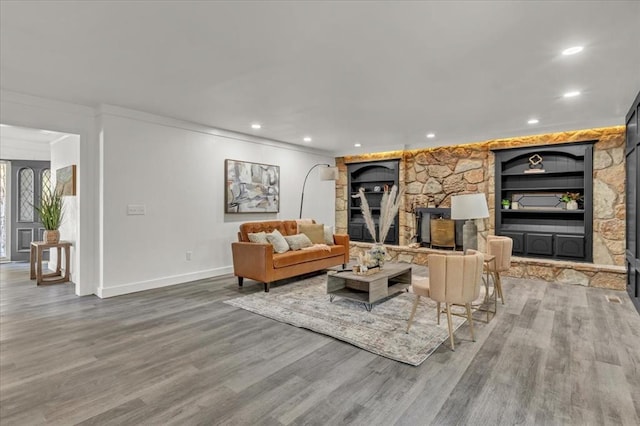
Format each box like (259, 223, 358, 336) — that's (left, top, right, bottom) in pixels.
(238, 277, 243, 287)
(343, 264, 347, 269)
(264, 282, 270, 292)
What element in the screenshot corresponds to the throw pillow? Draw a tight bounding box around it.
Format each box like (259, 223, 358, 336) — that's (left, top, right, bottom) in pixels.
(296, 218, 314, 233)
(323, 225, 335, 245)
(283, 233, 313, 251)
(247, 231, 268, 244)
(299, 223, 324, 244)
(266, 229, 290, 253)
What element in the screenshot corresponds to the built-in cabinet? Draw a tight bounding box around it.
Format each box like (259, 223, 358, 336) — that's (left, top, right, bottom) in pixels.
(493, 143, 594, 262)
(625, 91, 640, 313)
(347, 160, 400, 244)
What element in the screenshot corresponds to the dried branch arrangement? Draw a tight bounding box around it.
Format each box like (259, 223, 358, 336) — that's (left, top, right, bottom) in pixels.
(351, 185, 405, 243)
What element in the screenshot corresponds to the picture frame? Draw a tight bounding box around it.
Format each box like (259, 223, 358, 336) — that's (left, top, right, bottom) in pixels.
(55, 164, 76, 196)
(225, 159, 280, 213)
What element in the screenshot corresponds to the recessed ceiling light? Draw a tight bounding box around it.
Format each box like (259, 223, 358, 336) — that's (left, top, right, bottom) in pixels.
(426, 133, 435, 139)
(40, 130, 55, 134)
(0, 124, 9, 128)
(563, 91, 581, 98)
(354, 143, 362, 147)
(303, 136, 312, 142)
(251, 123, 261, 129)
(527, 119, 539, 124)
(562, 46, 584, 56)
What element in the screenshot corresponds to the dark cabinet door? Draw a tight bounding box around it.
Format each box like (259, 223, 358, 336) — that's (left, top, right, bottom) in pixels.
(501, 232, 525, 254)
(526, 233, 554, 256)
(556, 235, 585, 258)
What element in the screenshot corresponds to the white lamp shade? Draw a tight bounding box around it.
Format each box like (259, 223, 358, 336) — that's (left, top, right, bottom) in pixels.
(451, 193, 490, 220)
(319, 166, 338, 181)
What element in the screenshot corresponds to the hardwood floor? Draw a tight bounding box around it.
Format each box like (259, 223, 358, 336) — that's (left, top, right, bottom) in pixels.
(1, 262, 639, 425)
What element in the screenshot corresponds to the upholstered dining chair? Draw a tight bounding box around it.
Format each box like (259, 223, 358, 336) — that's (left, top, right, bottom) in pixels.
(406, 250, 484, 351)
(486, 235, 513, 304)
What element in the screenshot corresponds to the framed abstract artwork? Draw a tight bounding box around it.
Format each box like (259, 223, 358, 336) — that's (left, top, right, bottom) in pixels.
(225, 159, 280, 213)
(56, 165, 76, 196)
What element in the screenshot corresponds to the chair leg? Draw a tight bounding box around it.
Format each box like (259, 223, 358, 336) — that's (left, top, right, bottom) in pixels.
(437, 302, 441, 325)
(238, 277, 244, 287)
(496, 273, 505, 304)
(446, 303, 455, 351)
(406, 295, 420, 333)
(466, 303, 475, 341)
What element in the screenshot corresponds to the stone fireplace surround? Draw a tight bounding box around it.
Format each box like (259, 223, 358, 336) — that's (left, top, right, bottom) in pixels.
(335, 126, 627, 290)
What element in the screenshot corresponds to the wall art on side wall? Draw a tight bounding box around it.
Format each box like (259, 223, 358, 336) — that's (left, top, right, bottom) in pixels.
(225, 159, 280, 213)
(56, 165, 76, 196)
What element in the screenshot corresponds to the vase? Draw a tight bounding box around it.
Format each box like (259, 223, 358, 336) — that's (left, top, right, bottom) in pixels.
(44, 229, 60, 244)
(368, 243, 387, 269)
(566, 200, 578, 210)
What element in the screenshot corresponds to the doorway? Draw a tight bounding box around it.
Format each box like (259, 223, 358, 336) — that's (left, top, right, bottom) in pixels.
(9, 160, 51, 262)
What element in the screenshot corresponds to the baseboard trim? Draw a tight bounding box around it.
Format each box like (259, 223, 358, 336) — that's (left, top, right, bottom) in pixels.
(96, 266, 234, 298)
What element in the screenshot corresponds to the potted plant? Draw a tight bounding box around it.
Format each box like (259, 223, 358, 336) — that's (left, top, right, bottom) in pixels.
(561, 192, 582, 210)
(501, 198, 511, 209)
(35, 188, 64, 244)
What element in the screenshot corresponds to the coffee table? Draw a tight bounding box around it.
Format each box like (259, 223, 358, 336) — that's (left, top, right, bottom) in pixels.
(326, 263, 412, 311)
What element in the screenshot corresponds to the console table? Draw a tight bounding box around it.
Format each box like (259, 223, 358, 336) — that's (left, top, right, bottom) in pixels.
(30, 241, 72, 285)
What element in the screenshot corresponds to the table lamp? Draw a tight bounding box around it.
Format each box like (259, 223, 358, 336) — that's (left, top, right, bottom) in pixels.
(451, 193, 490, 252)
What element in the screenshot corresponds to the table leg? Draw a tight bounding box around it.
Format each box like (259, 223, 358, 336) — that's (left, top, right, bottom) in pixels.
(36, 246, 43, 285)
(30, 244, 36, 279)
(55, 247, 62, 274)
(64, 245, 70, 282)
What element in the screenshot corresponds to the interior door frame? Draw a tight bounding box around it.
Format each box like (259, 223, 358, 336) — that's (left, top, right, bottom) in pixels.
(0, 160, 11, 261)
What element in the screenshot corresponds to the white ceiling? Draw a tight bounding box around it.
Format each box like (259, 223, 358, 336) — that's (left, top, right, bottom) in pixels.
(1, 1, 639, 155)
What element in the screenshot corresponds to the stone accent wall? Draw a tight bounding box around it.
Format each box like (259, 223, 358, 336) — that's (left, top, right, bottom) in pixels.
(337, 126, 627, 290)
(349, 242, 626, 290)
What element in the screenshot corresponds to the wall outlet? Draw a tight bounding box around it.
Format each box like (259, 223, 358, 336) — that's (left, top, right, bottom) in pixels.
(127, 204, 146, 215)
(186, 251, 192, 261)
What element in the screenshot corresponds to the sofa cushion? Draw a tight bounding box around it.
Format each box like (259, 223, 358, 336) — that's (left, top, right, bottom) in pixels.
(299, 223, 325, 244)
(248, 231, 269, 244)
(266, 229, 290, 253)
(273, 245, 346, 268)
(283, 233, 313, 250)
(239, 220, 301, 241)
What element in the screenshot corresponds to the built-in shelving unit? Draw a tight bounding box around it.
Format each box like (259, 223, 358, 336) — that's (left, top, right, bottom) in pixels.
(493, 142, 595, 261)
(347, 160, 400, 244)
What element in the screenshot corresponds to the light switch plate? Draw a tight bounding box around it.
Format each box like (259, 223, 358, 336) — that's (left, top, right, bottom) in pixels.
(127, 204, 146, 215)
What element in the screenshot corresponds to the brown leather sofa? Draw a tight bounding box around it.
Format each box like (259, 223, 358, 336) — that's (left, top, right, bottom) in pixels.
(232, 220, 350, 292)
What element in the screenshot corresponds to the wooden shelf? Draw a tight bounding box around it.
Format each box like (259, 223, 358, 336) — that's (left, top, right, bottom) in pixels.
(501, 170, 583, 177)
(502, 186, 584, 191)
(350, 178, 396, 184)
(501, 209, 585, 214)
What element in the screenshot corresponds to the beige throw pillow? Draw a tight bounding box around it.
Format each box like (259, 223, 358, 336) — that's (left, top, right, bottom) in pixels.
(247, 231, 268, 244)
(266, 229, 290, 253)
(284, 233, 313, 251)
(323, 225, 335, 245)
(299, 223, 325, 244)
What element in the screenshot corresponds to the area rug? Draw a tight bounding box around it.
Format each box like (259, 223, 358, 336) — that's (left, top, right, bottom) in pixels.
(224, 274, 466, 366)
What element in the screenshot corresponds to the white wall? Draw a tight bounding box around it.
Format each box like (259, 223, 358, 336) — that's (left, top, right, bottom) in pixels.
(0, 138, 51, 161)
(49, 135, 80, 278)
(0, 90, 98, 296)
(97, 107, 336, 297)
(1, 92, 337, 298)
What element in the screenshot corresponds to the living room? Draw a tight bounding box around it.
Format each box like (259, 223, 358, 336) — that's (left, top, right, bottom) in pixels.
(1, 1, 639, 424)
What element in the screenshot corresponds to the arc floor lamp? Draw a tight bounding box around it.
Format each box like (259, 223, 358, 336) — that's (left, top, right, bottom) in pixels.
(299, 164, 338, 218)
